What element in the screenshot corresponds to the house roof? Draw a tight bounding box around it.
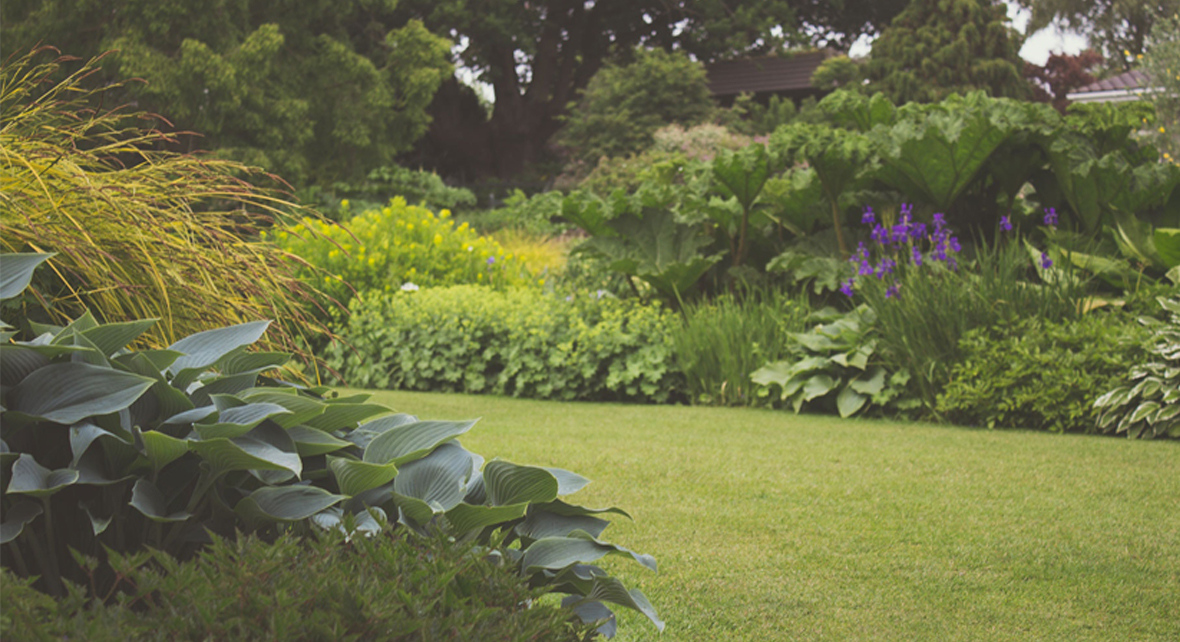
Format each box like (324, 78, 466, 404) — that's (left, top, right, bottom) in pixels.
(1074, 70, 1150, 93)
(705, 51, 831, 97)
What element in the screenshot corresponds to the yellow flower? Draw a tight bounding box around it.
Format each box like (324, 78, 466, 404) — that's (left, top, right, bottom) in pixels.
(341, 199, 350, 208)
(328, 249, 339, 259)
(1124, 49, 1131, 57)
(440, 209, 451, 218)
(433, 233, 443, 246)
(1137, 54, 1144, 60)
(406, 223, 414, 231)
(1161, 127, 1168, 134)
(383, 207, 393, 216)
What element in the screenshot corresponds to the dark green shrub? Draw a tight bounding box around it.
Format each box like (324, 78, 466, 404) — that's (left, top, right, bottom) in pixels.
(1, 530, 596, 642)
(327, 286, 682, 403)
(316, 165, 478, 221)
(936, 313, 1150, 433)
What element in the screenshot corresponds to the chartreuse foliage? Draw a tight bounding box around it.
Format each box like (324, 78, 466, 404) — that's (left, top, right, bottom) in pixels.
(327, 285, 681, 404)
(0, 50, 332, 362)
(1, 530, 596, 641)
(0, 254, 661, 636)
(1094, 295, 1180, 438)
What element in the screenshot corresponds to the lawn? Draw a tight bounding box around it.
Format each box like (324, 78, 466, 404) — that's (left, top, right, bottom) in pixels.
(358, 389, 1180, 642)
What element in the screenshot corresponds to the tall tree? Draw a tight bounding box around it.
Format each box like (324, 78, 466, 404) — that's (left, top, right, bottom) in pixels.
(1014, 0, 1180, 67)
(1024, 50, 1105, 113)
(865, 0, 1027, 104)
(1, 0, 453, 185)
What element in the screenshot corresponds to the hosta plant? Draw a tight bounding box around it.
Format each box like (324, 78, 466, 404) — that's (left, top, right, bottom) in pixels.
(0, 253, 661, 636)
(1094, 296, 1180, 439)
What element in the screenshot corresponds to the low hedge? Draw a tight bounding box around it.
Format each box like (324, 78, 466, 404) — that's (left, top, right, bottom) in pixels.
(327, 286, 683, 403)
(1, 530, 595, 642)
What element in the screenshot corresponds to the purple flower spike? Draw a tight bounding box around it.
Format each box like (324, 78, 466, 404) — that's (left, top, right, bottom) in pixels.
(900, 203, 913, 224)
(840, 278, 856, 298)
(862, 207, 875, 225)
(910, 222, 927, 241)
(949, 236, 961, 253)
(1000, 216, 1012, 232)
(872, 224, 889, 245)
(885, 284, 900, 299)
(911, 245, 923, 266)
(1040, 252, 1053, 269)
(1043, 208, 1058, 227)
(932, 212, 946, 230)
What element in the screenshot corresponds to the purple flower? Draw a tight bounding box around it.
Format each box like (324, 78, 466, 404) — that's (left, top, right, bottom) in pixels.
(1040, 252, 1053, 269)
(949, 236, 961, 253)
(900, 203, 913, 223)
(932, 212, 946, 231)
(911, 245, 923, 266)
(839, 277, 856, 298)
(885, 284, 900, 298)
(875, 257, 896, 278)
(871, 224, 889, 246)
(487, 256, 496, 265)
(862, 206, 875, 225)
(1043, 207, 1058, 227)
(999, 216, 1012, 232)
(910, 222, 927, 241)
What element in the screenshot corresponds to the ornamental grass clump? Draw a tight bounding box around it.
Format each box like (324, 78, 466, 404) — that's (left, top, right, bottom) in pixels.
(843, 205, 1087, 412)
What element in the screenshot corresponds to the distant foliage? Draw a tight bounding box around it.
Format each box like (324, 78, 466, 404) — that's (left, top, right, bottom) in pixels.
(329, 286, 683, 403)
(272, 199, 538, 308)
(1142, 11, 1180, 163)
(559, 48, 716, 165)
(321, 165, 477, 219)
(937, 314, 1149, 432)
(866, 0, 1027, 103)
(1023, 49, 1105, 113)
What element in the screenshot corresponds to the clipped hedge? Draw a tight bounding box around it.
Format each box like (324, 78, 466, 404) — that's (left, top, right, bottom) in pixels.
(936, 313, 1150, 433)
(327, 286, 683, 403)
(1, 530, 594, 642)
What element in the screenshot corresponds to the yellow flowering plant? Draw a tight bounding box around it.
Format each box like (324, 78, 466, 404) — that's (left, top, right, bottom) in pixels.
(272, 198, 540, 305)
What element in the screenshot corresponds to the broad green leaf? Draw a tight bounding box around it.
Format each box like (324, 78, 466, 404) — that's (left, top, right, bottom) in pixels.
(485, 460, 560, 506)
(0, 346, 48, 387)
(69, 422, 131, 466)
(216, 349, 291, 375)
(80, 319, 158, 357)
(138, 429, 191, 472)
(578, 576, 665, 633)
(188, 371, 262, 407)
(444, 502, 529, 535)
(189, 422, 301, 477)
(79, 499, 112, 535)
(0, 253, 54, 300)
(850, 368, 887, 396)
(517, 510, 609, 540)
(236, 486, 346, 526)
(304, 403, 389, 431)
(288, 425, 352, 457)
(238, 389, 325, 428)
(363, 419, 477, 465)
(0, 501, 43, 544)
(163, 405, 218, 425)
(521, 531, 657, 575)
(836, 385, 868, 418)
(328, 456, 399, 497)
(561, 597, 617, 638)
(713, 144, 770, 211)
(10, 362, 154, 425)
(546, 467, 591, 495)
(1155, 228, 1180, 268)
(346, 413, 418, 449)
(129, 479, 191, 523)
(391, 442, 474, 519)
(193, 402, 291, 439)
(168, 320, 271, 375)
(72, 444, 131, 486)
(7, 453, 79, 498)
(1129, 401, 1161, 423)
(801, 374, 837, 402)
(535, 499, 631, 520)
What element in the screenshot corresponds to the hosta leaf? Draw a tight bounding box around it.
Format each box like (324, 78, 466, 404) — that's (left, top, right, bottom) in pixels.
(484, 460, 560, 506)
(7, 453, 79, 498)
(801, 374, 837, 402)
(346, 413, 418, 449)
(189, 422, 301, 477)
(517, 510, 610, 540)
(236, 485, 346, 526)
(1154, 403, 1180, 423)
(1129, 401, 1161, 423)
(521, 531, 657, 575)
(81, 319, 158, 357)
(188, 371, 262, 407)
(129, 479, 191, 523)
(0, 501, 43, 544)
(193, 402, 291, 439)
(163, 405, 218, 426)
(0, 253, 54, 300)
(0, 346, 49, 387)
(391, 442, 474, 520)
(304, 403, 390, 432)
(311, 506, 387, 535)
(443, 502, 529, 535)
(288, 425, 352, 457)
(216, 349, 291, 375)
(536, 499, 631, 520)
(561, 597, 617, 638)
(328, 456, 399, 497)
(79, 499, 113, 535)
(239, 389, 326, 428)
(363, 419, 477, 465)
(72, 445, 132, 486)
(69, 422, 131, 466)
(10, 362, 154, 425)
(546, 467, 591, 495)
(579, 576, 665, 633)
(168, 321, 271, 375)
(836, 385, 868, 418)
(138, 429, 191, 472)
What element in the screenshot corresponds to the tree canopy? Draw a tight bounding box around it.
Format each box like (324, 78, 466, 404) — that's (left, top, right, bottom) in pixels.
(1, 0, 453, 185)
(1014, 0, 1180, 66)
(866, 0, 1027, 104)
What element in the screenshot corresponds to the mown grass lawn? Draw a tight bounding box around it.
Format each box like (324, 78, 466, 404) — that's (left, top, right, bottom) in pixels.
(356, 390, 1180, 642)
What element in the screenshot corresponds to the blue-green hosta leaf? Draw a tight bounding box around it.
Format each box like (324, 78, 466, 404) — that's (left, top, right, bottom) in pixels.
(546, 468, 591, 495)
(443, 502, 529, 535)
(303, 403, 390, 432)
(561, 596, 617, 638)
(79, 499, 113, 535)
(235, 485, 346, 526)
(288, 425, 352, 457)
(391, 442, 475, 523)
(0, 253, 54, 300)
(7, 453, 79, 498)
(163, 405, 218, 426)
(188, 422, 301, 478)
(216, 349, 291, 375)
(168, 320, 271, 376)
(576, 576, 665, 633)
(484, 460, 560, 506)
(0, 501, 43, 544)
(328, 455, 399, 497)
(311, 506, 387, 535)
(72, 442, 133, 486)
(80, 319, 158, 357)
(193, 403, 291, 439)
(10, 362, 154, 425)
(188, 371, 262, 407)
(50, 329, 108, 367)
(238, 389, 325, 428)
(517, 510, 610, 540)
(536, 499, 632, 520)
(836, 384, 867, 418)
(69, 422, 131, 466)
(0, 346, 50, 387)
(137, 429, 191, 472)
(346, 413, 418, 449)
(363, 419, 477, 465)
(129, 479, 191, 523)
(521, 531, 657, 575)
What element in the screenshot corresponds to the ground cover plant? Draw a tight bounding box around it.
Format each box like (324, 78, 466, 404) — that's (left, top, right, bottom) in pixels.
(367, 389, 1180, 642)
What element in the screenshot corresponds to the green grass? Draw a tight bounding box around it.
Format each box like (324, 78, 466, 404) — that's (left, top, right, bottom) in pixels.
(356, 390, 1180, 642)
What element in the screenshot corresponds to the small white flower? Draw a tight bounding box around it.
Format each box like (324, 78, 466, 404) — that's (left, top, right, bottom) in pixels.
(467, 245, 474, 252)
(400, 282, 420, 292)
